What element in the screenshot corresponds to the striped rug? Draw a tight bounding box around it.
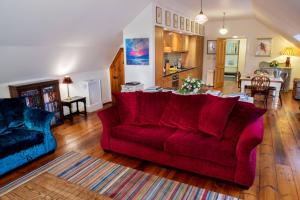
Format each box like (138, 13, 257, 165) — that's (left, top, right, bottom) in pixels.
(0, 152, 240, 200)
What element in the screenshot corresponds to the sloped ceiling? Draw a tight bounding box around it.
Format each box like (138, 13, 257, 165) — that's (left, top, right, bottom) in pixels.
(166, 0, 300, 46)
(0, 0, 151, 83)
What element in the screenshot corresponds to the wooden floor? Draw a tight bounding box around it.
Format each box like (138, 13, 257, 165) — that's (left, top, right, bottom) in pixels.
(1, 80, 300, 199)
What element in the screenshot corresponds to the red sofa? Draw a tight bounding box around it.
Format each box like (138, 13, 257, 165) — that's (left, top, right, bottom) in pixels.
(97, 92, 266, 187)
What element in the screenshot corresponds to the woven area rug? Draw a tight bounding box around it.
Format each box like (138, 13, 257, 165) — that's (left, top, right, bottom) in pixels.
(0, 152, 240, 200)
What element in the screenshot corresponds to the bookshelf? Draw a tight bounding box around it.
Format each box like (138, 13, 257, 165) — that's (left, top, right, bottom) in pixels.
(9, 80, 63, 126)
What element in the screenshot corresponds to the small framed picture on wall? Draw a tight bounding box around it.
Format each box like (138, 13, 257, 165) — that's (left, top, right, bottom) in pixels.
(207, 40, 217, 54)
(180, 17, 184, 30)
(195, 23, 199, 34)
(255, 38, 272, 57)
(156, 7, 162, 24)
(191, 21, 195, 33)
(165, 10, 171, 27)
(186, 19, 190, 31)
(173, 14, 178, 28)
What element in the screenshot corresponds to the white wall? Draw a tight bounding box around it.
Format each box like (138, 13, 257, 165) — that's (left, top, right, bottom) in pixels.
(0, 68, 111, 105)
(203, 17, 300, 89)
(123, 3, 156, 89)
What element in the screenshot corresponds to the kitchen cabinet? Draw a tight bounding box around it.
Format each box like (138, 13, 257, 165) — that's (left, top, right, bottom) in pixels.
(162, 76, 173, 88)
(155, 26, 164, 86)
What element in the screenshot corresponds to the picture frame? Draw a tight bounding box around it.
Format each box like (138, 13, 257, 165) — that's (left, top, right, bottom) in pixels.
(156, 7, 162, 24)
(207, 40, 217, 54)
(195, 23, 199, 34)
(255, 38, 272, 57)
(191, 21, 195, 33)
(180, 17, 184, 30)
(173, 14, 178, 28)
(186, 19, 190, 31)
(165, 10, 171, 27)
(125, 38, 149, 65)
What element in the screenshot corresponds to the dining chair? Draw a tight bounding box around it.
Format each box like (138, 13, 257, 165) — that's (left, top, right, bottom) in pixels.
(254, 69, 269, 75)
(237, 71, 241, 88)
(251, 76, 270, 108)
(268, 72, 288, 106)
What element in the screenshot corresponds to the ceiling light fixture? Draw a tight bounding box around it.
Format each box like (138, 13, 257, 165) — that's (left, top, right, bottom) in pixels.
(294, 34, 300, 42)
(195, 0, 208, 25)
(219, 12, 228, 35)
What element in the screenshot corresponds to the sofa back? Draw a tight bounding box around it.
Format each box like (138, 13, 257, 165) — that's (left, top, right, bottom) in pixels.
(0, 98, 26, 133)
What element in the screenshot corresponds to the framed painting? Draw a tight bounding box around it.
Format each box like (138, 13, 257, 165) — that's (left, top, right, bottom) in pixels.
(180, 16, 184, 30)
(186, 19, 190, 31)
(165, 10, 171, 27)
(156, 7, 162, 24)
(191, 21, 195, 33)
(207, 40, 217, 54)
(173, 14, 178, 28)
(255, 38, 272, 57)
(125, 38, 149, 65)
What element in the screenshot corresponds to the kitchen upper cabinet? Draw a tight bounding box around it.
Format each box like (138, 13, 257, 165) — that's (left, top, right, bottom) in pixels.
(182, 35, 189, 52)
(182, 36, 203, 68)
(155, 26, 164, 86)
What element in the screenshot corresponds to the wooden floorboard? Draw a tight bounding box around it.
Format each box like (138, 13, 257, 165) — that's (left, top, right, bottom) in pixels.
(1, 81, 300, 199)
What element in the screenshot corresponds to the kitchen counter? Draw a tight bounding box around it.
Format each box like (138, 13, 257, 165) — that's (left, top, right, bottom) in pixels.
(163, 67, 200, 77)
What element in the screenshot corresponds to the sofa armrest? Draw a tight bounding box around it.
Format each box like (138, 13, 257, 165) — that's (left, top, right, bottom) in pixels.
(97, 105, 120, 150)
(236, 117, 264, 160)
(23, 108, 57, 151)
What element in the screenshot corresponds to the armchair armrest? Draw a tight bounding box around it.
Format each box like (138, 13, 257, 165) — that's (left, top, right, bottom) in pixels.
(236, 117, 264, 161)
(97, 105, 120, 150)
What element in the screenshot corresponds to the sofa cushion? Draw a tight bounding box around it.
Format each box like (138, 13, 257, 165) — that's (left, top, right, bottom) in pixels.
(223, 101, 267, 142)
(111, 124, 176, 150)
(136, 92, 172, 125)
(198, 95, 239, 139)
(0, 98, 25, 126)
(165, 130, 237, 166)
(0, 128, 44, 158)
(112, 92, 139, 124)
(160, 94, 207, 131)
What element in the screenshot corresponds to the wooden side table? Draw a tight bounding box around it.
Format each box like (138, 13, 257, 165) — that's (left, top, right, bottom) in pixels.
(62, 96, 87, 121)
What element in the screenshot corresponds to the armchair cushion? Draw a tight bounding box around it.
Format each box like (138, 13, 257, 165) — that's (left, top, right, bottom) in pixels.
(0, 98, 25, 127)
(0, 128, 44, 158)
(0, 113, 7, 135)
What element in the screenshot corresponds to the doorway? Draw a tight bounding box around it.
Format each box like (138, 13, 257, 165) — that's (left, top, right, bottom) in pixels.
(110, 48, 125, 93)
(224, 38, 247, 81)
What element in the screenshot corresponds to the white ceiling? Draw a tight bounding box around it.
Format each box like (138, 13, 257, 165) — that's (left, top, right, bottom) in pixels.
(0, 0, 299, 84)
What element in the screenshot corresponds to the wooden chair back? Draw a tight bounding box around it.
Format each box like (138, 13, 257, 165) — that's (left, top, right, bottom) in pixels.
(251, 76, 270, 92)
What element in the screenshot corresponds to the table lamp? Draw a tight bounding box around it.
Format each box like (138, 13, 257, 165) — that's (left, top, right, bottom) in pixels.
(281, 47, 295, 67)
(62, 76, 73, 100)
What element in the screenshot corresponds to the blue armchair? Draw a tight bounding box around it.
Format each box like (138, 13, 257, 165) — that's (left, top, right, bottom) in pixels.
(0, 98, 57, 176)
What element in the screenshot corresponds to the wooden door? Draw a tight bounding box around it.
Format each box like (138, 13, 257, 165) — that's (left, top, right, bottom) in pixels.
(110, 48, 124, 93)
(214, 38, 226, 88)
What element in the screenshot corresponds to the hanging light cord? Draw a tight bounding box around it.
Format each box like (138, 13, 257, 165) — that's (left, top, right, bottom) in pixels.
(222, 12, 226, 28)
(200, 0, 203, 14)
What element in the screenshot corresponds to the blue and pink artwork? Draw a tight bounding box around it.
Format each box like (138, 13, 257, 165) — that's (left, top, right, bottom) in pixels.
(125, 38, 149, 65)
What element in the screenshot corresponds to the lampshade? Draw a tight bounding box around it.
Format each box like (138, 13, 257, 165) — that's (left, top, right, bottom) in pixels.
(62, 76, 73, 84)
(195, 12, 208, 25)
(281, 47, 295, 56)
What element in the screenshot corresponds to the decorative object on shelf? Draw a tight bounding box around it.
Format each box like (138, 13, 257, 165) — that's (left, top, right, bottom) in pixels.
(180, 16, 184, 30)
(125, 38, 149, 65)
(219, 12, 228, 35)
(191, 21, 195, 33)
(178, 76, 204, 94)
(255, 38, 272, 57)
(156, 6, 162, 24)
(165, 10, 171, 26)
(207, 40, 217, 54)
(270, 60, 279, 68)
(62, 76, 73, 100)
(195, 0, 208, 25)
(186, 18, 190, 31)
(173, 14, 178, 28)
(281, 47, 295, 67)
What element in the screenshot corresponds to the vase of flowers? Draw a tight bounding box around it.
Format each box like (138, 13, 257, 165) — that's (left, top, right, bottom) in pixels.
(178, 76, 204, 94)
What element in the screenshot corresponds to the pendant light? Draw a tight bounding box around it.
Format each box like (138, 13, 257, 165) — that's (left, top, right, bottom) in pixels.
(219, 12, 228, 35)
(195, 0, 208, 25)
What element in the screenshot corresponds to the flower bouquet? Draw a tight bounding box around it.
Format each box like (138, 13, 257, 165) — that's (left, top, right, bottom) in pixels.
(178, 76, 204, 94)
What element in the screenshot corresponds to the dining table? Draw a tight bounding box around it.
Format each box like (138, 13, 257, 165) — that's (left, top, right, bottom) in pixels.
(240, 75, 283, 103)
